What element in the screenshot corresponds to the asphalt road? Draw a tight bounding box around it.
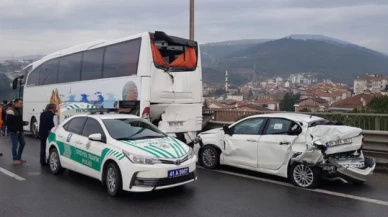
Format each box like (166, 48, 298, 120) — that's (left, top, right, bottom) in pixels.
(1, 135, 388, 217)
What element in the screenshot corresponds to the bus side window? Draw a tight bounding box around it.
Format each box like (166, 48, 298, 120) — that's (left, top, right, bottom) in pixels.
(102, 38, 141, 78)
(81, 48, 104, 81)
(39, 59, 59, 85)
(26, 66, 41, 87)
(58, 52, 82, 83)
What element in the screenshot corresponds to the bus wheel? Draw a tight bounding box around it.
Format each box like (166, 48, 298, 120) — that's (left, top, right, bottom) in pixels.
(30, 117, 39, 138)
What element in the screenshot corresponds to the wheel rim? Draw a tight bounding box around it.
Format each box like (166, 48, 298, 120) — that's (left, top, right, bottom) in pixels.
(202, 149, 216, 167)
(50, 152, 59, 171)
(107, 167, 116, 193)
(32, 120, 38, 135)
(293, 164, 314, 187)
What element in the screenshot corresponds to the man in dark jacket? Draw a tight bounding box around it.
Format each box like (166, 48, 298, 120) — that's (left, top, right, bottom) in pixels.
(39, 103, 58, 166)
(6, 98, 26, 165)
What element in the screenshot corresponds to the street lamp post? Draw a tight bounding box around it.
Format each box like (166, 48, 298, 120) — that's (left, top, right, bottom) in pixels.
(190, 0, 194, 40)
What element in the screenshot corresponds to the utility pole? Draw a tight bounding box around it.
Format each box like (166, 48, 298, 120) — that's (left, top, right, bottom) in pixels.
(189, 0, 194, 40)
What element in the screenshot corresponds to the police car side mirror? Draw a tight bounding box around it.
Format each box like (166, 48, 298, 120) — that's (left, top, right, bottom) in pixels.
(89, 133, 103, 142)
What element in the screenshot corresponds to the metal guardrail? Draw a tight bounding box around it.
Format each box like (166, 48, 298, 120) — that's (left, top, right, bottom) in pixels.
(204, 120, 388, 166)
(203, 109, 388, 131)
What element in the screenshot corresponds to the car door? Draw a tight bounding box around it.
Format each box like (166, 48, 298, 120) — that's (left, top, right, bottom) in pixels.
(57, 117, 87, 171)
(75, 117, 107, 179)
(223, 117, 266, 169)
(257, 118, 302, 171)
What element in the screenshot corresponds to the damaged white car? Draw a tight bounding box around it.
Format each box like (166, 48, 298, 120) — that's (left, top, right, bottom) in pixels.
(193, 113, 376, 188)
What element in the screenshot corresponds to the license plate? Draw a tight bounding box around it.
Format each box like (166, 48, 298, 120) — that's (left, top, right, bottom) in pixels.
(169, 121, 183, 127)
(168, 167, 189, 178)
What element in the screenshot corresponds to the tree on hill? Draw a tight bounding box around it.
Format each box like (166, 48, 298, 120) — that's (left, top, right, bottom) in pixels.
(366, 95, 388, 113)
(279, 92, 301, 111)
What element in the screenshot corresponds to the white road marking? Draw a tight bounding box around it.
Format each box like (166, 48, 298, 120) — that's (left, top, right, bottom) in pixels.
(0, 167, 26, 181)
(198, 167, 388, 207)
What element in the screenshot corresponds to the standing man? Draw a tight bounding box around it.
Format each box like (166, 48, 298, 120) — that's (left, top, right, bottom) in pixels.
(39, 103, 58, 166)
(6, 98, 26, 165)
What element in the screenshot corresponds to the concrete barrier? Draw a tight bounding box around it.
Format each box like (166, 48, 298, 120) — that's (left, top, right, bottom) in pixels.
(204, 120, 388, 166)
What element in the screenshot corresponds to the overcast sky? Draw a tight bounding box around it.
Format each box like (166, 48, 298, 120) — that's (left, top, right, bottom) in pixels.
(0, 0, 387, 58)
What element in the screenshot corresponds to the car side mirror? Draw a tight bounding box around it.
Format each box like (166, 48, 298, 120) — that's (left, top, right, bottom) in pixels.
(288, 128, 302, 136)
(223, 125, 233, 136)
(89, 133, 104, 142)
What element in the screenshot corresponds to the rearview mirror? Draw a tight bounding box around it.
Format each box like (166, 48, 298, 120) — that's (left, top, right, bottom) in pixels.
(12, 78, 18, 90)
(89, 133, 102, 141)
(223, 125, 232, 136)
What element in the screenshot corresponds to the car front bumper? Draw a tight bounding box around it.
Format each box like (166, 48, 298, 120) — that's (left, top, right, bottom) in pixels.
(121, 156, 197, 192)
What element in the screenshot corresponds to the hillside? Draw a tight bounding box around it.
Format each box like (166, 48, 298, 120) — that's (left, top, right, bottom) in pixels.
(201, 39, 271, 67)
(201, 36, 388, 84)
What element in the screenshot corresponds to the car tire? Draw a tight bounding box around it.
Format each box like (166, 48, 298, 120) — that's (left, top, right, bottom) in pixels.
(200, 146, 220, 169)
(48, 148, 65, 175)
(105, 163, 123, 197)
(289, 163, 321, 189)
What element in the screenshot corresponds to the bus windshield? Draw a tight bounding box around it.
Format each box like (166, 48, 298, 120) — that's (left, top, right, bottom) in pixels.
(150, 31, 198, 72)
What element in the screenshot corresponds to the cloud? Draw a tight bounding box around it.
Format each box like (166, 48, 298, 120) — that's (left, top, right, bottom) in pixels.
(0, 0, 387, 57)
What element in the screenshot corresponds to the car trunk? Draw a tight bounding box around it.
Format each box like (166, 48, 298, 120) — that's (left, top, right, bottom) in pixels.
(307, 125, 363, 155)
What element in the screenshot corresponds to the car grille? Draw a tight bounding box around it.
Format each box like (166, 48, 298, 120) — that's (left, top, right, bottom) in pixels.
(160, 155, 189, 165)
(131, 172, 196, 188)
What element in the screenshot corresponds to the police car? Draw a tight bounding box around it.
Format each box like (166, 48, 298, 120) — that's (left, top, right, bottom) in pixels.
(46, 109, 197, 196)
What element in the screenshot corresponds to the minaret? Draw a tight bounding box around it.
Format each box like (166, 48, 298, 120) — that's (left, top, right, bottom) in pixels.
(225, 70, 228, 92)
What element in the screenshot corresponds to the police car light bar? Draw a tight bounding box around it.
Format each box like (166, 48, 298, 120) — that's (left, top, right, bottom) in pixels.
(87, 108, 119, 114)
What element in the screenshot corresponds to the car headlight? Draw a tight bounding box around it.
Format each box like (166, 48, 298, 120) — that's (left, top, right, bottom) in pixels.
(188, 148, 195, 159)
(122, 151, 161, 165)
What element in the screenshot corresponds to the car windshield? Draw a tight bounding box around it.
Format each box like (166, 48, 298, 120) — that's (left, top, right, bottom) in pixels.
(102, 118, 166, 140)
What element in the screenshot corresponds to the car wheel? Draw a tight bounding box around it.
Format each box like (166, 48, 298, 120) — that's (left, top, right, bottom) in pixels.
(30, 117, 39, 138)
(200, 146, 220, 169)
(49, 148, 65, 175)
(105, 163, 122, 197)
(290, 163, 321, 188)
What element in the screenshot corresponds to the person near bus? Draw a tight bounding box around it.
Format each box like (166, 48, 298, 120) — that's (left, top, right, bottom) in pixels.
(6, 98, 26, 165)
(4, 102, 13, 136)
(1, 100, 7, 136)
(39, 103, 58, 166)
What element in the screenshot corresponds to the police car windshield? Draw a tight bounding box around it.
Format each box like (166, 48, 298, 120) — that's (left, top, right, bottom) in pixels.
(103, 118, 166, 141)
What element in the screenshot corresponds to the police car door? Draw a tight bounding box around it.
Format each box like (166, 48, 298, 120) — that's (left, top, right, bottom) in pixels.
(76, 117, 107, 180)
(59, 117, 87, 171)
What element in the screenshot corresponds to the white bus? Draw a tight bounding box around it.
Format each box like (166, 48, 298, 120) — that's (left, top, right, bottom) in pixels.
(13, 31, 203, 144)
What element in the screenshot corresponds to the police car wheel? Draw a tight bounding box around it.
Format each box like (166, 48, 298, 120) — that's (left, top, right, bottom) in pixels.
(105, 163, 122, 197)
(49, 148, 65, 175)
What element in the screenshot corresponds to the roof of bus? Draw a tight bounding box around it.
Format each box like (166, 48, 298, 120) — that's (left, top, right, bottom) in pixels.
(28, 32, 148, 69)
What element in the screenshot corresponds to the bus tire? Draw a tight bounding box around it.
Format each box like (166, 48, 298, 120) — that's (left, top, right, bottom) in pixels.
(30, 117, 39, 138)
